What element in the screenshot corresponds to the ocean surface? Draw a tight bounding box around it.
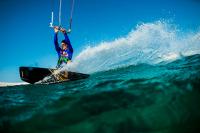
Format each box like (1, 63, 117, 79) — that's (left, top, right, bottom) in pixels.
(1, 21, 200, 133)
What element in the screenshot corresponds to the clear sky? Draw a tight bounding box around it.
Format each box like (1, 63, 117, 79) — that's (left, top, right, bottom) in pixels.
(0, 0, 200, 82)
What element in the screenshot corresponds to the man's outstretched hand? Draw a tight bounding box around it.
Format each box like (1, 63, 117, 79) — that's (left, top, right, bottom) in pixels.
(60, 28, 66, 34)
(54, 26, 70, 34)
(54, 26, 59, 33)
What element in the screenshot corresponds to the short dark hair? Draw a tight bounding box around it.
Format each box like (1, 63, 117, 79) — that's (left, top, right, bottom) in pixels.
(61, 40, 67, 45)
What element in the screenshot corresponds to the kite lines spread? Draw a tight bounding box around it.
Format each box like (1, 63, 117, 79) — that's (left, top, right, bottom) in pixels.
(50, 0, 75, 33)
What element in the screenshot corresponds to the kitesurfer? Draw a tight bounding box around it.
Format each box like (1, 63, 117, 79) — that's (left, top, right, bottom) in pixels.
(54, 26, 73, 68)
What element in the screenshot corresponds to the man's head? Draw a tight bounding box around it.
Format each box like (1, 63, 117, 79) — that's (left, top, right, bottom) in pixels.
(61, 40, 68, 50)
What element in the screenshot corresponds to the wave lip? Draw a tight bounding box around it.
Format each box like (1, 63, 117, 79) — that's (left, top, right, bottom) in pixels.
(63, 21, 200, 74)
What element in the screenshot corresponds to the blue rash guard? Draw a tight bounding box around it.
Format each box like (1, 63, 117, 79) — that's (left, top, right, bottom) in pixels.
(54, 32, 73, 67)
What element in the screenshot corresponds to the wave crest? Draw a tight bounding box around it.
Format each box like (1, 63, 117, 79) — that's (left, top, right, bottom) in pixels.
(64, 21, 200, 73)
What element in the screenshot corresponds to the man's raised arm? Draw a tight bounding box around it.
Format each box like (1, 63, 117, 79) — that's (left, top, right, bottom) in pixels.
(64, 33, 73, 52)
(54, 27, 61, 52)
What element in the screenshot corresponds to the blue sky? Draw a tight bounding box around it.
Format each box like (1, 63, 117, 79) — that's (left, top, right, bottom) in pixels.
(0, 0, 200, 82)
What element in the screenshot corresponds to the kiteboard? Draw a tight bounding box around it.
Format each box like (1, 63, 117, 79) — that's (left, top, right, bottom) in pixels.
(19, 67, 89, 84)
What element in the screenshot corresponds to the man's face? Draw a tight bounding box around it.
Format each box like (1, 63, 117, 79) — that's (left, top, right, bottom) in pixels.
(61, 43, 68, 50)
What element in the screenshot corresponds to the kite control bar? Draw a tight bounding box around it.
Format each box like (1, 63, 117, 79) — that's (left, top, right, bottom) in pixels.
(49, 12, 71, 33)
(49, 0, 75, 34)
(50, 25, 71, 33)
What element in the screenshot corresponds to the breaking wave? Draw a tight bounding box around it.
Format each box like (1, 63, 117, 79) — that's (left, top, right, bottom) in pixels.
(64, 21, 200, 73)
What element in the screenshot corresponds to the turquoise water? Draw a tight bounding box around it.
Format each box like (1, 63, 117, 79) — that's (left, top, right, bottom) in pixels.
(1, 54, 200, 133)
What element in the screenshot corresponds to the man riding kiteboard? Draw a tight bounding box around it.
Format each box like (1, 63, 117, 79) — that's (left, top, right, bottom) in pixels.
(53, 26, 73, 68)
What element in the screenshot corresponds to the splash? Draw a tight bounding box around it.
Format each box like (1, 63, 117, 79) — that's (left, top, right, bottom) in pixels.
(64, 21, 200, 73)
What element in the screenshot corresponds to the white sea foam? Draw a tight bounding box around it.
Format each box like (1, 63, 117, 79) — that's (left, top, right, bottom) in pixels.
(0, 82, 28, 87)
(63, 21, 200, 73)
